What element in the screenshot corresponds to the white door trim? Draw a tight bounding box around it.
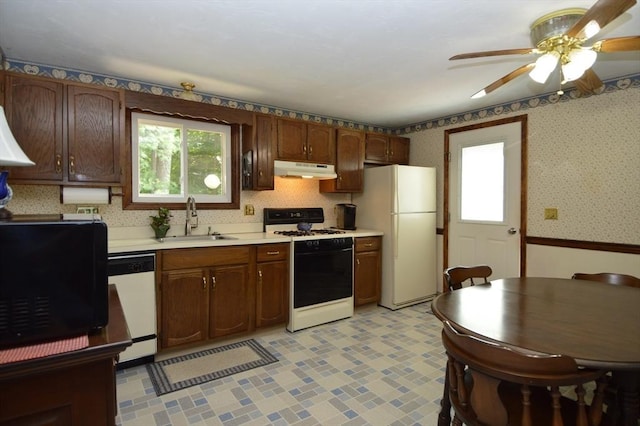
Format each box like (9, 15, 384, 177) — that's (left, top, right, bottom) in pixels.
(443, 115, 528, 279)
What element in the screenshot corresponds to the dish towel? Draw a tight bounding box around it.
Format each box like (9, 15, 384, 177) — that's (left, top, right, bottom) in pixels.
(0, 335, 89, 364)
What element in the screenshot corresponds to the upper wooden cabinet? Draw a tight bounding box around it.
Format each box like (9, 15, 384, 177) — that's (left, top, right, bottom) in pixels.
(276, 119, 335, 164)
(319, 129, 364, 193)
(3, 73, 123, 186)
(364, 133, 410, 165)
(242, 114, 275, 190)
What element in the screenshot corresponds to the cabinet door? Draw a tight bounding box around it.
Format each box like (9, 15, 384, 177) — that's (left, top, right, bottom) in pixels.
(161, 269, 209, 348)
(254, 114, 275, 189)
(389, 136, 410, 165)
(276, 119, 307, 161)
(209, 264, 252, 338)
(354, 250, 382, 306)
(257, 260, 289, 327)
(67, 85, 122, 183)
(364, 133, 389, 163)
(319, 128, 364, 193)
(306, 123, 335, 164)
(4, 75, 64, 181)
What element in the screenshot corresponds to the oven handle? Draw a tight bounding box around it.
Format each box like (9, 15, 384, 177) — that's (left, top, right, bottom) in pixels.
(294, 247, 353, 256)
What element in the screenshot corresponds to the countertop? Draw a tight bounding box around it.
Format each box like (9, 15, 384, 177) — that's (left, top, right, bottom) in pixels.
(108, 229, 384, 254)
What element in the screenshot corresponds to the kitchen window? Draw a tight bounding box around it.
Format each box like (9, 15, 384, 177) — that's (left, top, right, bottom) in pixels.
(131, 112, 232, 204)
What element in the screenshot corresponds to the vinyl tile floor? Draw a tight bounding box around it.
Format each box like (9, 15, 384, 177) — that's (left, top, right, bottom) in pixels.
(116, 302, 447, 426)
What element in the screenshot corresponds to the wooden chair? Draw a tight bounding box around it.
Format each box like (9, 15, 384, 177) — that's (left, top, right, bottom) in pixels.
(572, 272, 640, 423)
(438, 320, 608, 426)
(572, 272, 640, 288)
(443, 265, 492, 291)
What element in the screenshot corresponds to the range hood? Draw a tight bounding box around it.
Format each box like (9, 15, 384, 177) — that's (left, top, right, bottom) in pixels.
(274, 160, 337, 180)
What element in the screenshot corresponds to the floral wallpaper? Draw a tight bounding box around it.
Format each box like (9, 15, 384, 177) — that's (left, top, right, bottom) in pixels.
(409, 88, 640, 245)
(10, 179, 351, 230)
(3, 59, 639, 244)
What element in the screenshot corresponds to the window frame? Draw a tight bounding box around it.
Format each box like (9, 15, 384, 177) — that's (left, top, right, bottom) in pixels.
(123, 108, 240, 211)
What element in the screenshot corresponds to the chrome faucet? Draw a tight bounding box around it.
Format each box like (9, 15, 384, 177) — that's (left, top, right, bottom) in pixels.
(185, 196, 198, 235)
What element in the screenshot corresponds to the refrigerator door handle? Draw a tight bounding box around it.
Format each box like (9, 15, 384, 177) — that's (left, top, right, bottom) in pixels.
(393, 214, 399, 259)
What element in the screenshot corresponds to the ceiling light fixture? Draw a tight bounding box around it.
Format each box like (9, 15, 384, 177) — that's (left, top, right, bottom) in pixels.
(527, 9, 599, 86)
(179, 82, 198, 101)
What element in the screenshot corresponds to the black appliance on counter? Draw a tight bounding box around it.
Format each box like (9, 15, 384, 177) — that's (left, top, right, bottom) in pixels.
(0, 217, 108, 348)
(336, 203, 357, 230)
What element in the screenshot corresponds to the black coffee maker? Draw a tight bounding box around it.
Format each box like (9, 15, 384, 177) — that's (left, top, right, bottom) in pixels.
(336, 203, 357, 230)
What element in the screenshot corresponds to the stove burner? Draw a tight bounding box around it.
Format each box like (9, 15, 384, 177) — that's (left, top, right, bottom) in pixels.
(274, 229, 345, 237)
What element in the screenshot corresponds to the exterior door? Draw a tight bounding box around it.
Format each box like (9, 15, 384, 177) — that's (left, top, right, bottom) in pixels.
(445, 116, 526, 281)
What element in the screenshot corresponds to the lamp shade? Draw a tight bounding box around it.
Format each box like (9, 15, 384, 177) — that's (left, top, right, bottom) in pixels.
(0, 106, 35, 167)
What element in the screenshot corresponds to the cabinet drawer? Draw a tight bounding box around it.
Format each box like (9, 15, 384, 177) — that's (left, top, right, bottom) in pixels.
(257, 243, 289, 262)
(355, 236, 381, 252)
(162, 246, 252, 270)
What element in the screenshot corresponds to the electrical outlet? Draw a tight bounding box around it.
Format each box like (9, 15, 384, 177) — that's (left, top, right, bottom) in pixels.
(244, 204, 255, 216)
(544, 208, 558, 220)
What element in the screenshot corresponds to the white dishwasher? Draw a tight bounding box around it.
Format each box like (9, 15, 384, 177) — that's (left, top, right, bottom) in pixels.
(108, 252, 157, 367)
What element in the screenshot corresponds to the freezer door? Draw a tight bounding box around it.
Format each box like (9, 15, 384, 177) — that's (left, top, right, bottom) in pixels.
(390, 212, 437, 305)
(395, 165, 436, 213)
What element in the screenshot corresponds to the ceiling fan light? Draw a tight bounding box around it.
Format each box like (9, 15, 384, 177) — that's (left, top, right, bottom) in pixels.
(529, 52, 560, 83)
(583, 20, 601, 39)
(561, 61, 585, 82)
(570, 48, 597, 70)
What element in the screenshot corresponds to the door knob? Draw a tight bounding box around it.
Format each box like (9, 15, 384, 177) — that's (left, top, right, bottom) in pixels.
(508, 227, 518, 235)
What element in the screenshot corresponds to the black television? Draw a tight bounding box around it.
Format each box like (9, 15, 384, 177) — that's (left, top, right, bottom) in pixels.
(0, 217, 108, 348)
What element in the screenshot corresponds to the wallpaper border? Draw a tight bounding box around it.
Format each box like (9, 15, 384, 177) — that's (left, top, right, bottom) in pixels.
(3, 59, 639, 135)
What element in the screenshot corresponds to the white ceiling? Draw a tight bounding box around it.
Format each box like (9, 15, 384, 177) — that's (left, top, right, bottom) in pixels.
(0, 0, 638, 129)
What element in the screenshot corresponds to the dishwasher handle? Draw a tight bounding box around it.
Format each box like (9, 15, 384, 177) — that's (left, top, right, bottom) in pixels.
(108, 254, 155, 276)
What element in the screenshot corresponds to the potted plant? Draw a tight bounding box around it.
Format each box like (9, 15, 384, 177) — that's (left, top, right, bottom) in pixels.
(150, 207, 171, 239)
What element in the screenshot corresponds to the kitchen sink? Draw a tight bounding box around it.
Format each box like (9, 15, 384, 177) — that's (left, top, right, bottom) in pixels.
(156, 234, 237, 242)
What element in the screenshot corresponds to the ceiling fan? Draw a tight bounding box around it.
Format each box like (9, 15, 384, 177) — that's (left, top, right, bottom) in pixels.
(450, 0, 640, 98)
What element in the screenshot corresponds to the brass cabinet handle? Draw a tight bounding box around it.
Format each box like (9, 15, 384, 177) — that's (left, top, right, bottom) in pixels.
(356, 258, 360, 265)
(69, 155, 76, 175)
(211, 276, 216, 290)
(259, 170, 264, 177)
(258, 269, 263, 283)
(202, 276, 207, 289)
(266, 251, 280, 255)
(364, 243, 373, 247)
(55, 154, 62, 174)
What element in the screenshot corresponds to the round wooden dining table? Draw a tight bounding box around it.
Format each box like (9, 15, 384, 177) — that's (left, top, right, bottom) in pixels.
(431, 277, 640, 425)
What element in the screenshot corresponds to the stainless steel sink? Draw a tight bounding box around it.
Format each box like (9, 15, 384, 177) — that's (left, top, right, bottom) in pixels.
(156, 234, 237, 242)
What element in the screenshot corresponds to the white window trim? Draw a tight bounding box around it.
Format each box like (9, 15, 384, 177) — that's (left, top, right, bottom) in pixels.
(131, 112, 232, 204)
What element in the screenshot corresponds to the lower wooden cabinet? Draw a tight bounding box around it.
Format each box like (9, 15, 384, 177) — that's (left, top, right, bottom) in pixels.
(161, 269, 210, 348)
(256, 243, 290, 328)
(158, 243, 290, 350)
(159, 246, 254, 349)
(354, 236, 382, 306)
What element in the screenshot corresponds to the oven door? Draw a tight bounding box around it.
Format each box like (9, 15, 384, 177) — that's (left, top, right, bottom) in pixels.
(293, 238, 353, 308)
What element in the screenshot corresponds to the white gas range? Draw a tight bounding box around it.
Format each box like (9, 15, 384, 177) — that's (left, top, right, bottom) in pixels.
(264, 208, 354, 332)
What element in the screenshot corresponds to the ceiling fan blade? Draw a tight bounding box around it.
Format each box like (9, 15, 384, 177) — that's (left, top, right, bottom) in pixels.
(573, 68, 604, 94)
(565, 0, 637, 40)
(471, 63, 536, 98)
(450, 48, 536, 60)
(594, 35, 640, 51)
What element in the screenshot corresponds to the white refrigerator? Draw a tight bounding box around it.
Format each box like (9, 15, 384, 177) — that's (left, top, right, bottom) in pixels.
(353, 165, 437, 310)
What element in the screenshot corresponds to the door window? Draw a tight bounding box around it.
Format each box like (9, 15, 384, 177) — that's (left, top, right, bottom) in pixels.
(460, 142, 505, 223)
